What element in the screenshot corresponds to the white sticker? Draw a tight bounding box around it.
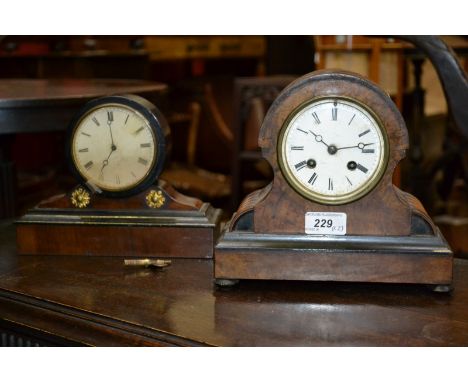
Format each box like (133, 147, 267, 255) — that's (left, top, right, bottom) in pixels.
(305, 212, 347, 235)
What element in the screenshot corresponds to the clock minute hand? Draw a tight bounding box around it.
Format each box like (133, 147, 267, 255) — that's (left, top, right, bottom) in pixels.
(336, 144, 359, 150)
(337, 142, 374, 151)
(107, 120, 116, 147)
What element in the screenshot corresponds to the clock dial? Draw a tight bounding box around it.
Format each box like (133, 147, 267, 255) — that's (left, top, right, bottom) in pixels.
(278, 98, 388, 204)
(71, 104, 157, 192)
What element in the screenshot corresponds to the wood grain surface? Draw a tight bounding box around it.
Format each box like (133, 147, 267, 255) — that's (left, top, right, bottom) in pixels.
(0, 222, 467, 346)
(16, 181, 221, 258)
(254, 71, 412, 236)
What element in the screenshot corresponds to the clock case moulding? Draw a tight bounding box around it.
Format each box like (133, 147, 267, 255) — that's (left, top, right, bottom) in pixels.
(214, 70, 453, 290)
(16, 95, 222, 259)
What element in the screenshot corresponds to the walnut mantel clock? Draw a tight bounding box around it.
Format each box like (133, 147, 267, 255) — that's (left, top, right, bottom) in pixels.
(17, 95, 221, 258)
(215, 70, 453, 291)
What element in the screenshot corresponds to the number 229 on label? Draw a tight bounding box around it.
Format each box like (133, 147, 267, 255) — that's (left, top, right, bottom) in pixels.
(305, 212, 347, 235)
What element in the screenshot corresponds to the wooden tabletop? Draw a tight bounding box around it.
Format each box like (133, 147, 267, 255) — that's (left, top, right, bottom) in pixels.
(0, 79, 167, 108)
(0, 221, 467, 346)
(0, 79, 167, 134)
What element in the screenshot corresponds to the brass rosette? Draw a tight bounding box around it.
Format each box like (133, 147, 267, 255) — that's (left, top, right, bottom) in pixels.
(70, 187, 91, 208)
(146, 190, 165, 208)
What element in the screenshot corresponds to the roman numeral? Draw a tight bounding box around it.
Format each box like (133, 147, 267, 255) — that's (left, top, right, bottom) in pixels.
(140, 143, 151, 148)
(346, 176, 353, 185)
(362, 149, 375, 154)
(297, 128, 308, 134)
(357, 164, 368, 173)
(125, 114, 130, 124)
(291, 146, 304, 150)
(92, 117, 100, 126)
(138, 157, 148, 166)
(328, 178, 333, 190)
(78, 148, 89, 153)
(81, 132, 91, 137)
(295, 160, 307, 171)
(134, 127, 144, 135)
(332, 108, 338, 121)
(116, 175, 120, 184)
(84, 161, 93, 170)
(348, 114, 356, 125)
(359, 129, 370, 137)
(312, 112, 320, 124)
(308, 172, 318, 185)
(131, 171, 137, 178)
(107, 111, 114, 122)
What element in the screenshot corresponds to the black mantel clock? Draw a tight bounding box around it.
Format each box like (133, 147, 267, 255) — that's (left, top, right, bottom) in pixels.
(17, 95, 221, 259)
(66, 95, 170, 198)
(214, 70, 453, 291)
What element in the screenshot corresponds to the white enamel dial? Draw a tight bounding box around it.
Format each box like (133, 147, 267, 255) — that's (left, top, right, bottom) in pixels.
(72, 104, 157, 192)
(278, 98, 388, 204)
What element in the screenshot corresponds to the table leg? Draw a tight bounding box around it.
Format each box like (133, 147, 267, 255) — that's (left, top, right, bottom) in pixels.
(0, 136, 16, 218)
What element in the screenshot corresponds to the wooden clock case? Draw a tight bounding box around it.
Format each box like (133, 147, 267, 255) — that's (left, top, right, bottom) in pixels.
(215, 70, 453, 290)
(16, 180, 221, 258)
(16, 95, 222, 259)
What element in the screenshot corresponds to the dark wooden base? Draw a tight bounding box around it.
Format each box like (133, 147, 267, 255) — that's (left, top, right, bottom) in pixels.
(215, 230, 453, 287)
(16, 181, 222, 258)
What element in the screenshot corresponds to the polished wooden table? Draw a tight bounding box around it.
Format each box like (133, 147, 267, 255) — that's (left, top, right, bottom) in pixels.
(0, 221, 467, 346)
(0, 79, 167, 134)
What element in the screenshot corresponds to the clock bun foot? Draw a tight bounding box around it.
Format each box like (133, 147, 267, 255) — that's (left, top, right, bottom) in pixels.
(429, 284, 453, 293)
(214, 278, 240, 288)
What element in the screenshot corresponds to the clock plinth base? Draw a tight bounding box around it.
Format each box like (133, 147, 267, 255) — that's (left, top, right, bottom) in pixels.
(16, 180, 222, 259)
(214, 230, 453, 288)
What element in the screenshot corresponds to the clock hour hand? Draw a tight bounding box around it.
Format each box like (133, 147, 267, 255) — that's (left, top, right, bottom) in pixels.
(308, 130, 330, 148)
(100, 116, 117, 175)
(100, 145, 116, 174)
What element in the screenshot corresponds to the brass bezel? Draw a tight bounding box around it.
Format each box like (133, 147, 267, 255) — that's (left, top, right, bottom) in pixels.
(277, 96, 390, 205)
(71, 103, 158, 193)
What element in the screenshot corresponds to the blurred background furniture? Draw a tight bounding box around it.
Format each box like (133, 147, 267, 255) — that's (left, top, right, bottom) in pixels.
(161, 99, 231, 202)
(0, 35, 466, 256)
(230, 76, 295, 209)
